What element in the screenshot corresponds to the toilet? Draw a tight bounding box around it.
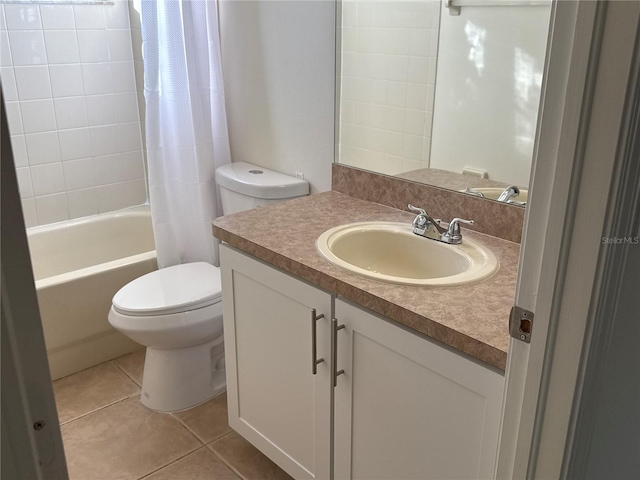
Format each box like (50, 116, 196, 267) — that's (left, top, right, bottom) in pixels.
(108, 162, 309, 412)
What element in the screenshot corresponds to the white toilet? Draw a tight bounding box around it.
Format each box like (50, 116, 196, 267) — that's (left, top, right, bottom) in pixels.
(108, 162, 309, 412)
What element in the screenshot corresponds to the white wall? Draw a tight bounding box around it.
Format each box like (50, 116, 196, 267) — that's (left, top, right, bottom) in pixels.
(338, 0, 440, 176)
(0, 1, 146, 227)
(218, 0, 335, 194)
(430, 2, 551, 186)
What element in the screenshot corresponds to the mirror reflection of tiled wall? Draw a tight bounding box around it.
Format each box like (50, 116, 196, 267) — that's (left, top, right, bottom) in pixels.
(338, 0, 440, 176)
(1, 1, 147, 227)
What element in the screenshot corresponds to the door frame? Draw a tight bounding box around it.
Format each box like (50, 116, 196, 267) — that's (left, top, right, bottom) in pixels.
(496, 1, 640, 478)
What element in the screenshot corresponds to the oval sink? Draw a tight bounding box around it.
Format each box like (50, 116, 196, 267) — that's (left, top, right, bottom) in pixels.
(462, 187, 528, 204)
(316, 222, 498, 286)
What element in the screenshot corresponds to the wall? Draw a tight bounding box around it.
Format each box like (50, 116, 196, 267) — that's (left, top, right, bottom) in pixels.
(218, 0, 335, 194)
(338, 0, 440, 176)
(0, 1, 146, 227)
(430, 3, 551, 186)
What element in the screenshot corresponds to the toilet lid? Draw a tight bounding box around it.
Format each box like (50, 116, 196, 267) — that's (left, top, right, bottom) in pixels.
(113, 262, 222, 316)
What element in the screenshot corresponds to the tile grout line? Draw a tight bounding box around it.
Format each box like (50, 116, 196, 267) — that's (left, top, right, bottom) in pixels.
(135, 444, 203, 480)
(205, 433, 248, 480)
(59, 391, 140, 427)
(112, 352, 144, 387)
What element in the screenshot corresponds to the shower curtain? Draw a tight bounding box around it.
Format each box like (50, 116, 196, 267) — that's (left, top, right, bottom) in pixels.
(142, 0, 231, 268)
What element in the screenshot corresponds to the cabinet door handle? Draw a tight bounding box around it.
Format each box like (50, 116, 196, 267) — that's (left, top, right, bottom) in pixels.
(311, 309, 325, 375)
(332, 318, 345, 387)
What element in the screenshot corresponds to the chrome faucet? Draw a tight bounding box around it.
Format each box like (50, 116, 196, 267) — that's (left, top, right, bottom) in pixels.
(408, 205, 474, 245)
(497, 185, 520, 203)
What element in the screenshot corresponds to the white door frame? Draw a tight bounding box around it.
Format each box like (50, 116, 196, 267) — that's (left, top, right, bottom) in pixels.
(497, 1, 640, 478)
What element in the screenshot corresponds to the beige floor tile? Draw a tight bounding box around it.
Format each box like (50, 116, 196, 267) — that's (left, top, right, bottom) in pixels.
(62, 396, 201, 480)
(114, 349, 146, 386)
(209, 432, 293, 480)
(54, 362, 140, 424)
(144, 447, 240, 480)
(173, 393, 233, 444)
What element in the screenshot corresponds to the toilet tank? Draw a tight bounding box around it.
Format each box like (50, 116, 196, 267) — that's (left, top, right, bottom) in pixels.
(215, 162, 310, 215)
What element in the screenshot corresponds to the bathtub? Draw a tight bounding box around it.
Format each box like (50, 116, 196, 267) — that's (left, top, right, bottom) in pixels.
(28, 206, 157, 380)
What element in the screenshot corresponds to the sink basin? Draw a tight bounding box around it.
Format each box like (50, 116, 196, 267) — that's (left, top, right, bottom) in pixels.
(462, 187, 528, 204)
(316, 222, 498, 286)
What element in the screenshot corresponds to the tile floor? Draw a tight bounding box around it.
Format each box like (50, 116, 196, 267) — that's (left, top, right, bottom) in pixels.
(53, 350, 292, 480)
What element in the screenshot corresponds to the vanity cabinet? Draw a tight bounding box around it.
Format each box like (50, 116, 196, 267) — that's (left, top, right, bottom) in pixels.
(333, 299, 504, 480)
(220, 244, 332, 480)
(220, 244, 505, 480)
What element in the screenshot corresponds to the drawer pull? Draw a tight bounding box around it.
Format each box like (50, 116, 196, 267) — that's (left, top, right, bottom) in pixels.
(311, 309, 325, 375)
(332, 318, 345, 387)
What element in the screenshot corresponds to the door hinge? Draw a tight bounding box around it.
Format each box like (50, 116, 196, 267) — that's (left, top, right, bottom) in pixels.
(510, 306, 534, 343)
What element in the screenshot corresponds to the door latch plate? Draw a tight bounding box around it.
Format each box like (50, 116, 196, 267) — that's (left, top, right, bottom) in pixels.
(510, 306, 534, 343)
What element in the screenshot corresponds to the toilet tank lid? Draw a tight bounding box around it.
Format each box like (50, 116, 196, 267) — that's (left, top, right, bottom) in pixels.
(215, 162, 309, 199)
(113, 262, 222, 316)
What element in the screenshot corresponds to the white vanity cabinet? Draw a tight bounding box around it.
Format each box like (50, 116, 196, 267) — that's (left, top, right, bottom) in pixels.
(220, 244, 332, 480)
(333, 298, 505, 480)
(221, 245, 505, 480)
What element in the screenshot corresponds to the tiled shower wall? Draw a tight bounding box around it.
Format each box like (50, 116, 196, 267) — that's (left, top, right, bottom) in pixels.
(338, 0, 440, 176)
(0, 1, 147, 227)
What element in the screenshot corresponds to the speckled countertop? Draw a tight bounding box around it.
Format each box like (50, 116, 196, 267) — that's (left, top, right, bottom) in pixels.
(212, 191, 518, 371)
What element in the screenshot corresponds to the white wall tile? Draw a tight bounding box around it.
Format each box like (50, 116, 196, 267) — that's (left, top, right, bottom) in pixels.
(15, 167, 33, 198)
(387, 81, 407, 108)
(63, 157, 95, 190)
(387, 55, 408, 82)
(405, 109, 426, 136)
(35, 193, 68, 224)
(89, 124, 119, 156)
(85, 93, 115, 126)
(105, 1, 130, 29)
(20, 99, 56, 133)
(5, 101, 23, 134)
(40, 5, 75, 30)
(117, 122, 142, 152)
(25, 131, 61, 165)
(50, 64, 84, 97)
(409, 29, 431, 57)
(8, 31, 47, 65)
(10, 135, 28, 167)
(0, 6, 6, 31)
(107, 29, 133, 61)
(112, 92, 138, 123)
(0, 66, 17, 100)
(58, 127, 91, 160)
(31, 162, 65, 196)
(77, 30, 109, 62)
(1, 31, 12, 66)
(95, 182, 127, 212)
(122, 178, 146, 207)
(403, 133, 423, 160)
(406, 83, 427, 110)
(408, 56, 429, 84)
(44, 30, 79, 64)
(14, 65, 51, 100)
(54, 97, 87, 129)
(73, 5, 106, 30)
(21, 198, 37, 227)
(110, 61, 134, 92)
(81, 62, 111, 95)
(4, 5, 41, 30)
(67, 188, 99, 219)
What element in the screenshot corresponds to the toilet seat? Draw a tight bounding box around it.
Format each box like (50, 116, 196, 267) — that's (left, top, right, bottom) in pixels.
(113, 262, 222, 316)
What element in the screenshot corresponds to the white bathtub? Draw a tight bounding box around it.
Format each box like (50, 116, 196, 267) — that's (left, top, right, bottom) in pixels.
(28, 206, 157, 380)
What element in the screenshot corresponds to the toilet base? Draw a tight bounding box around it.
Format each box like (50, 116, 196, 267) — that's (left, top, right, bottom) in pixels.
(140, 336, 226, 412)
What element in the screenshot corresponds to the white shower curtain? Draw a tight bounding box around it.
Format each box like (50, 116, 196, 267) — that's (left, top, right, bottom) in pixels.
(142, 0, 231, 268)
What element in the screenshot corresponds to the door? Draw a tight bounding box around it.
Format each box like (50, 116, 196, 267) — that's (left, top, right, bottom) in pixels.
(220, 244, 332, 480)
(497, 1, 640, 478)
(334, 298, 504, 480)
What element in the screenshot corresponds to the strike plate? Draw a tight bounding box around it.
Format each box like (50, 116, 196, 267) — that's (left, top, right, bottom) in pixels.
(510, 306, 534, 343)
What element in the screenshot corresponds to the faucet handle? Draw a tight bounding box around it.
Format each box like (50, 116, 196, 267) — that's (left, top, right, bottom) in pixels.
(443, 218, 475, 244)
(408, 204, 426, 215)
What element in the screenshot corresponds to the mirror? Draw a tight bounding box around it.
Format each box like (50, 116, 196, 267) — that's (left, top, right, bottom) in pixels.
(335, 0, 552, 206)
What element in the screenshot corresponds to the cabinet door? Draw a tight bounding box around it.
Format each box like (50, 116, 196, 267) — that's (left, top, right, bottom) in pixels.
(334, 298, 505, 480)
(220, 244, 332, 480)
